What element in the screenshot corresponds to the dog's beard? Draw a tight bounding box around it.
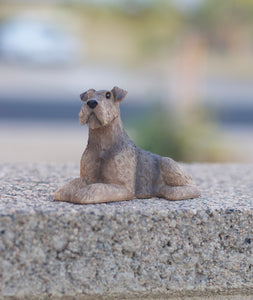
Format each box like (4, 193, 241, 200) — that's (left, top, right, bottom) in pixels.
(79, 104, 118, 129)
(79, 109, 103, 129)
(87, 112, 102, 129)
(79, 109, 88, 125)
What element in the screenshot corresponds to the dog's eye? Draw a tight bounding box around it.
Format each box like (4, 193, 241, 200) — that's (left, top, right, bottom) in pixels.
(106, 92, 111, 99)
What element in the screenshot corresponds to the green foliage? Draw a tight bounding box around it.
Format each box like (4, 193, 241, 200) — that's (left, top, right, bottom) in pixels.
(129, 105, 230, 162)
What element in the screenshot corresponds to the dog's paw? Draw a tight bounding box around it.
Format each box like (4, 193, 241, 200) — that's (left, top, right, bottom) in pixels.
(71, 188, 94, 204)
(54, 187, 72, 202)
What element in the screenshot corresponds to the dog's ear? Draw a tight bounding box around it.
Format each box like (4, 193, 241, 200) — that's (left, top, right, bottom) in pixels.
(111, 86, 128, 102)
(80, 89, 96, 101)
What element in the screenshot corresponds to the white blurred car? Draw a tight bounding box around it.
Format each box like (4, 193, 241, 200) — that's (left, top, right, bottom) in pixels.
(0, 18, 79, 65)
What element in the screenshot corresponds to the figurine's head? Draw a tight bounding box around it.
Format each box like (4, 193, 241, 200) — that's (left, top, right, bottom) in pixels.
(78, 86, 128, 129)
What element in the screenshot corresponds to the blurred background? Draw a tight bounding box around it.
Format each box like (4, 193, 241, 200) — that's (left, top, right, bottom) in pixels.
(0, 0, 252, 163)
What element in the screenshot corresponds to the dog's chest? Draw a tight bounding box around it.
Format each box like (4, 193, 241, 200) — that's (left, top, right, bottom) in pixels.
(99, 149, 109, 160)
(81, 148, 118, 181)
(81, 143, 137, 188)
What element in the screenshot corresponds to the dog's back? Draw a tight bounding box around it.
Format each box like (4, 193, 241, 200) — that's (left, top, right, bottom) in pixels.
(134, 147, 194, 198)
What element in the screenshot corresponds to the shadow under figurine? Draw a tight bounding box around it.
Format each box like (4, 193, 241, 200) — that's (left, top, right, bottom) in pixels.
(54, 86, 201, 204)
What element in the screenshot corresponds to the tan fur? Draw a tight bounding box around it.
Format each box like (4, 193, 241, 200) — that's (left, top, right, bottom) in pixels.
(54, 87, 201, 204)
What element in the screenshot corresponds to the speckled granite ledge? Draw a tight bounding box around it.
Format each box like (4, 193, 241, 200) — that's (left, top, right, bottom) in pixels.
(0, 163, 252, 299)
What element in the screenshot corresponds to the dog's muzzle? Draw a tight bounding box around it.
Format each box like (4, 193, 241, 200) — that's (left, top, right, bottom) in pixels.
(87, 100, 98, 109)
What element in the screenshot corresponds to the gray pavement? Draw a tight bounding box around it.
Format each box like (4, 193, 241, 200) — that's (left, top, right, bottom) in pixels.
(0, 163, 253, 299)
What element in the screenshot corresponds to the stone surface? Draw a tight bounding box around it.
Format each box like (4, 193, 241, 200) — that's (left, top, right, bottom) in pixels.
(0, 163, 252, 299)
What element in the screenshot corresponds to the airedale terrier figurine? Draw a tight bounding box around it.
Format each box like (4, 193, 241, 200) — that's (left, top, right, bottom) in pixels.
(54, 87, 201, 204)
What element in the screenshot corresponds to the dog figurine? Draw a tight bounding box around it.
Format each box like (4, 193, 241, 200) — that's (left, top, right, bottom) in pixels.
(54, 87, 201, 204)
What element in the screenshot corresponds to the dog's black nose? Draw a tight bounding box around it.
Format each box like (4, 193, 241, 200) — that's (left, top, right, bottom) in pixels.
(87, 100, 98, 109)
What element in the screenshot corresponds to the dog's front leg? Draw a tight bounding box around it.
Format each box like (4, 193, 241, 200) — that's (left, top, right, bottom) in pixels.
(54, 177, 87, 202)
(71, 183, 134, 204)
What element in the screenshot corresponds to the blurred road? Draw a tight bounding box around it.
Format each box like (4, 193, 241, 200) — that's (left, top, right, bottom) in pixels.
(0, 62, 253, 163)
(1, 120, 253, 163)
(0, 120, 88, 163)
